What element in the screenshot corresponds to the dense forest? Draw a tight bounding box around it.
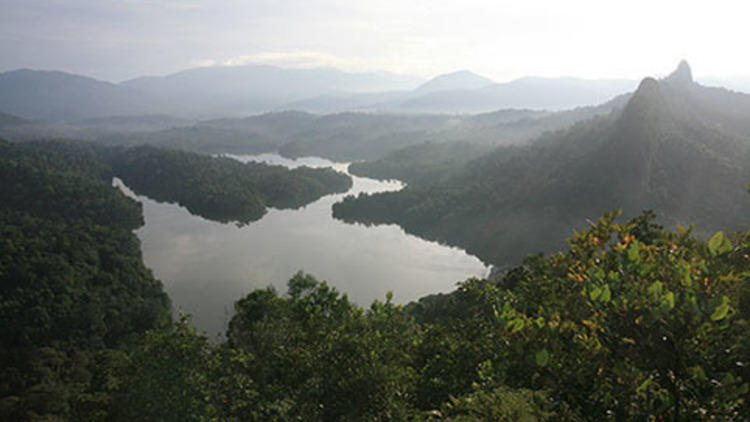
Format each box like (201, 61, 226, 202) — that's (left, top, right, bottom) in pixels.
(0, 139, 172, 419)
(348, 141, 495, 185)
(0, 139, 355, 419)
(1, 135, 749, 421)
(108, 145, 352, 224)
(0, 138, 353, 226)
(0, 96, 627, 163)
(334, 63, 750, 266)
(2, 61, 750, 421)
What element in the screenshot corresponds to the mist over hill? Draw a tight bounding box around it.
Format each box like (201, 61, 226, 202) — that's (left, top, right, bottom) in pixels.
(1, 95, 628, 163)
(414, 70, 495, 93)
(334, 62, 750, 265)
(121, 64, 423, 117)
(0, 64, 641, 120)
(10, 62, 748, 121)
(0, 65, 422, 120)
(278, 73, 639, 114)
(0, 111, 28, 128)
(0, 69, 157, 120)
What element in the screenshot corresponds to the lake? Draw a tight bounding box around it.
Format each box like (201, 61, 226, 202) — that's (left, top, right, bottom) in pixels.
(117, 153, 488, 337)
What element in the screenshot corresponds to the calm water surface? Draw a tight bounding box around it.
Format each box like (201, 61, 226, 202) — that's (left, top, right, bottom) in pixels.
(118, 153, 488, 336)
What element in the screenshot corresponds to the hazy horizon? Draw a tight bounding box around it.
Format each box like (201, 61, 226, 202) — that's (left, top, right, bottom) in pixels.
(2, 0, 750, 83)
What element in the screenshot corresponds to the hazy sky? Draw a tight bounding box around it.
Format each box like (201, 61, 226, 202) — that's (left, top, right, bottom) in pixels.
(1, 0, 748, 82)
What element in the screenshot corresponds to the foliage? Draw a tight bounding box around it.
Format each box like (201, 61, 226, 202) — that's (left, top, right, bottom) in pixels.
(348, 141, 493, 185)
(0, 140, 170, 421)
(438, 384, 558, 422)
(2, 137, 749, 421)
(226, 272, 420, 421)
(482, 211, 750, 420)
(213, 211, 749, 421)
(110, 145, 352, 224)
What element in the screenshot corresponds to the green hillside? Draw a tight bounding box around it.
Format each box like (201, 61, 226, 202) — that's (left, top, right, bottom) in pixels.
(334, 63, 750, 265)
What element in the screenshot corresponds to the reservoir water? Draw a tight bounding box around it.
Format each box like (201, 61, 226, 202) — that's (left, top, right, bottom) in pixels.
(118, 153, 488, 337)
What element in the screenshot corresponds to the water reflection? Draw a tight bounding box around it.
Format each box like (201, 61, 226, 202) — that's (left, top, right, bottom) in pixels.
(117, 154, 488, 337)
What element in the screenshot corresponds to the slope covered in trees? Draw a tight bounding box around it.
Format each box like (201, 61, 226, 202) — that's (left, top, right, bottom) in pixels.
(334, 63, 750, 265)
(109, 145, 353, 224)
(344, 97, 630, 182)
(348, 141, 496, 185)
(1, 144, 749, 420)
(1, 96, 626, 163)
(0, 139, 349, 419)
(0, 140, 171, 420)
(64, 211, 750, 421)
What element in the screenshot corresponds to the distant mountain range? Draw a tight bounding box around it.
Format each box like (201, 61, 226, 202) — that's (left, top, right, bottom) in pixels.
(280, 73, 639, 114)
(0, 70, 149, 121)
(0, 65, 421, 120)
(0, 63, 645, 120)
(333, 61, 750, 265)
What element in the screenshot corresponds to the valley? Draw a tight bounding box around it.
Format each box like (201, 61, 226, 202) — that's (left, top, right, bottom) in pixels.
(2, 54, 750, 421)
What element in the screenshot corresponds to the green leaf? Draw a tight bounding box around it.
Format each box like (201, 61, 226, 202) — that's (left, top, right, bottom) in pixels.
(592, 268, 605, 282)
(647, 281, 663, 297)
(627, 242, 640, 263)
(708, 231, 732, 256)
(688, 365, 707, 381)
(636, 378, 652, 395)
(711, 296, 731, 321)
(600, 285, 612, 303)
(589, 286, 602, 301)
(508, 317, 525, 333)
(535, 349, 550, 367)
(534, 316, 545, 328)
(663, 291, 675, 310)
(679, 261, 692, 288)
(607, 271, 621, 282)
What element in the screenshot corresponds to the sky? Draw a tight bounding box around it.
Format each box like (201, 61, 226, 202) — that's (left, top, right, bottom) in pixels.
(1, 0, 749, 83)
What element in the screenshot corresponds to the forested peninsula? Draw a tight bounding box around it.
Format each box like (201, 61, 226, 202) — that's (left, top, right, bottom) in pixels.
(109, 145, 352, 224)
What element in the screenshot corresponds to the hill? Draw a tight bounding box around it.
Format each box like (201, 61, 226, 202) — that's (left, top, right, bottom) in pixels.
(334, 62, 750, 265)
(0, 111, 28, 127)
(415, 70, 494, 93)
(121, 64, 422, 117)
(0, 69, 158, 120)
(347, 95, 630, 181)
(0, 65, 639, 119)
(279, 74, 637, 114)
(110, 145, 352, 224)
(0, 65, 422, 120)
(394, 76, 637, 113)
(0, 140, 171, 419)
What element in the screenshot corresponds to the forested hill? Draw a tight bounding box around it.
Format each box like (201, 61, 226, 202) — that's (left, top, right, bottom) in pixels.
(0, 111, 27, 127)
(0, 140, 172, 419)
(109, 145, 353, 224)
(333, 62, 750, 265)
(1, 128, 749, 419)
(0, 139, 350, 418)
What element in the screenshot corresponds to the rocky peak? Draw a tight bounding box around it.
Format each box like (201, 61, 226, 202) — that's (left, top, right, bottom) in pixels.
(616, 76, 671, 137)
(626, 77, 664, 111)
(664, 60, 694, 86)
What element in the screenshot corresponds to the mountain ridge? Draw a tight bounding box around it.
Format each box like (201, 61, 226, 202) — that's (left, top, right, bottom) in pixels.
(0, 65, 639, 119)
(333, 62, 750, 265)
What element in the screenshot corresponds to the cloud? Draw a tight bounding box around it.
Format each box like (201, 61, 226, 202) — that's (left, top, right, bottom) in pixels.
(3, 0, 750, 81)
(222, 51, 372, 72)
(192, 58, 216, 67)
